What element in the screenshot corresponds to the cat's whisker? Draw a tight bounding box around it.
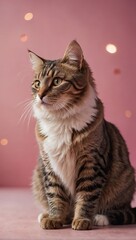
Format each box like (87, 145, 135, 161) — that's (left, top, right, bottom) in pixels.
(18, 108, 30, 124)
(22, 106, 32, 122)
(53, 102, 74, 118)
(62, 103, 74, 117)
(16, 98, 32, 107)
(56, 102, 65, 110)
(23, 101, 33, 112)
(18, 101, 33, 125)
(27, 108, 33, 128)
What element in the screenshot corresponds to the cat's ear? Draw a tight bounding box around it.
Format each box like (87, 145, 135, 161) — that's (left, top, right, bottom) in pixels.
(62, 40, 84, 69)
(28, 50, 44, 72)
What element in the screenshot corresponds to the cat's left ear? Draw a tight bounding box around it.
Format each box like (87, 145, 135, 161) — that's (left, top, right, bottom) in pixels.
(28, 50, 44, 72)
(62, 40, 84, 69)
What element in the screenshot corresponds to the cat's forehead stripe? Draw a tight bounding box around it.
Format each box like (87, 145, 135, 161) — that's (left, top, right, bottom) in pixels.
(46, 62, 56, 76)
(42, 61, 63, 80)
(42, 66, 46, 77)
(41, 61, 57, 78)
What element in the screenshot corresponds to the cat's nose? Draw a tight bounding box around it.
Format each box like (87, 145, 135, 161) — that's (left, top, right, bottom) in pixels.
(38, 90, 47, 101)
(38, 93, 44, 100)
(38, 85, 48, 100)
(41, 96, 48, 104)
(38, 94, 48, 104)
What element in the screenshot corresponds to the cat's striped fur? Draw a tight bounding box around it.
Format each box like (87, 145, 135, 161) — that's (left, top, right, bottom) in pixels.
(29, 40, 136, 230)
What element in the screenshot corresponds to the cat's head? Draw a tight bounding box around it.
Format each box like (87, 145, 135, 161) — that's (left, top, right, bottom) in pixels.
(29, 40, 96, 120)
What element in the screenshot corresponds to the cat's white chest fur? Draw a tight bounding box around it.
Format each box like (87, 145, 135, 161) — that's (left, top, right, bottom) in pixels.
(40, 119, 76, 195)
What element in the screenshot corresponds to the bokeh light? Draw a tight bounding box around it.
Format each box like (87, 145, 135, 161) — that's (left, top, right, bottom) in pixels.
(114, 68, 121, 75)
(106, 44, 117, 54)
(125, 110, 132, 118)
(20, 34, 28, 42)
(1, 138, 8, 146)
(24, 12, 33, 21)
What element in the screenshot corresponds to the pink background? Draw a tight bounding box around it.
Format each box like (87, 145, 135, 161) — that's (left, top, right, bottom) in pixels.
(0, 0, 136, 187)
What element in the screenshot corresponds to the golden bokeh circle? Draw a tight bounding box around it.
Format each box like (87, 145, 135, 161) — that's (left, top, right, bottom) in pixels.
(24, 13, 33, 21)
(1, 138, 8, 146)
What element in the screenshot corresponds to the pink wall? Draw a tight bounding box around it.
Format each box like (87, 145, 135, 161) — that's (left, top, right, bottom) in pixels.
(0, 0, 136, 187)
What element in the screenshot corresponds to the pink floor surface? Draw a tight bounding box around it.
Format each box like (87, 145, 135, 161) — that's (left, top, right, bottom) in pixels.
(0, 188, 136, 240)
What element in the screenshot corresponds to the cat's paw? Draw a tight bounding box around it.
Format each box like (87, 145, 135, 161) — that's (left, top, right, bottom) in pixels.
(38, 213, 49, 223)
(72, 218, 92, 230)
(40, 217, 63, 229)
(94, 214, 109, 226)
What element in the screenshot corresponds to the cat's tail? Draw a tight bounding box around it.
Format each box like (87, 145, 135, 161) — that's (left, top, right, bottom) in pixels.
(107, 207, 136, 225)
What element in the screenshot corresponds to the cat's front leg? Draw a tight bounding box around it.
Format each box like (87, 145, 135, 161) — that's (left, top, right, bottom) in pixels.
(72, 193, 94, 230)
(72, 157, 106, 230)
(40, 192, 70, 229)
(40, 171, 70, 229)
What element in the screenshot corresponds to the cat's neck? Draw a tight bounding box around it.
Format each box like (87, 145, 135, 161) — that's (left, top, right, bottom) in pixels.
(37, 86, 98, 134)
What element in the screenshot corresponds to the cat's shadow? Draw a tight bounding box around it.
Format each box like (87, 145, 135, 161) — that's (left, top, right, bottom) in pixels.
(63, 224, 136, 230)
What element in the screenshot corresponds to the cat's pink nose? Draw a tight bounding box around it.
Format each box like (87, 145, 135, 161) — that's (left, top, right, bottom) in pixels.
(41, 96, 47, 104)
(38, 92, 46, 101)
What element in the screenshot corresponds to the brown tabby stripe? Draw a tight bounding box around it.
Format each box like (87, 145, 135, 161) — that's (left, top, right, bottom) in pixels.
(40, 156, 70, 203)
(42, 66, 46, 77)
(35, 123, 47, 141)
(65, 79, 85, 91)
(58, 82, 71, 92)
(46, 192, 68, 202)
(107, 208, 136, 225)
(75, 192, 101, 219)
(46, 62, 56, 76)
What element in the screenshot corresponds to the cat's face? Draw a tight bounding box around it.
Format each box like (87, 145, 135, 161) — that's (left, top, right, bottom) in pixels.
(29, 40, 95, 119)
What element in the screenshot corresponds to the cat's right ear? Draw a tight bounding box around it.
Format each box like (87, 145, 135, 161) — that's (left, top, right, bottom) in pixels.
(62, 40, 84, 69)
(28, 50, 44, 72)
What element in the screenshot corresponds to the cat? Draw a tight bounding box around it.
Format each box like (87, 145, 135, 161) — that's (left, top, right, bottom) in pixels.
(29, 40, 136, 230)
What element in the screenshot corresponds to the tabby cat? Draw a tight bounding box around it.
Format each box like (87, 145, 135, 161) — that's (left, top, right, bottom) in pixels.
(29, 40, 136, 230)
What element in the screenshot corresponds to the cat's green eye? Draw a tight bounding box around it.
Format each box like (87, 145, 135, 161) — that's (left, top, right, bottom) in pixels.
(34, 80, 40, 88)
(53, 78, 62, 86)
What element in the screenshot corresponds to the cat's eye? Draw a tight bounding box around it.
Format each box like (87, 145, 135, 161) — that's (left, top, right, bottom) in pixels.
(34, 80, 40, 88)
(53, 78, 62, 86)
